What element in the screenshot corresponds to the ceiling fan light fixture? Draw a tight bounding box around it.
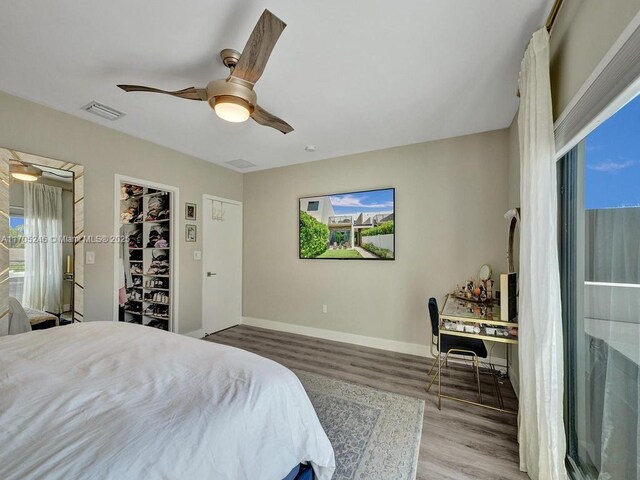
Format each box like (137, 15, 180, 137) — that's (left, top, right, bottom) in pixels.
(10, 164, 42, 182)
(118, 10, 293, 133)
(213, 96, 252, 123)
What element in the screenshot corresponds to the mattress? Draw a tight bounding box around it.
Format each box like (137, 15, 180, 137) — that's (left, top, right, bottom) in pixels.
(0, 322, 335, 479)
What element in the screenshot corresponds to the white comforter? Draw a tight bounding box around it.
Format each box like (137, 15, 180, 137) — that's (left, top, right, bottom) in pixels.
(0, 322, 335, 480)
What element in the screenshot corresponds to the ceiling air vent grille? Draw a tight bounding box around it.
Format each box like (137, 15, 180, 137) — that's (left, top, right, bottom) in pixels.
(226, 159, 256, 169)
(82, 101, 125, 121)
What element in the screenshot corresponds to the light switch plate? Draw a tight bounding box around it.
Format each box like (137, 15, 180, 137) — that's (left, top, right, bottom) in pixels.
(86, 251, 95, 265)
(193, 250, 202, 261)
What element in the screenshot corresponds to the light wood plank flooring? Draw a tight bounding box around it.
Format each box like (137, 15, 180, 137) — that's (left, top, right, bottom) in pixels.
(205, 325, 526, 480)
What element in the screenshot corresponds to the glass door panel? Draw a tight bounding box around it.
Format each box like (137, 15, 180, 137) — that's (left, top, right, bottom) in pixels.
(561, 94, 640, 480)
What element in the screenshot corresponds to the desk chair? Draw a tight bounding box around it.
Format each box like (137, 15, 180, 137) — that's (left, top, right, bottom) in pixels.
(425, 297, 487, 402)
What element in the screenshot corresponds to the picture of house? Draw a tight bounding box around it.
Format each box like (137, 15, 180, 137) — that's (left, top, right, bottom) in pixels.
(299, 188, 395, 259)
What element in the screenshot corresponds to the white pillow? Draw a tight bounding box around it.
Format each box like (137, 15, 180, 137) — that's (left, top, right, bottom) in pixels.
(8, 297, 32, 335)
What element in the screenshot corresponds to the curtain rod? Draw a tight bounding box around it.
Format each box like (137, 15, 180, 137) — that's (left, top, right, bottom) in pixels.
(516, 0, 564, 97)
(545, 0, 564, 33)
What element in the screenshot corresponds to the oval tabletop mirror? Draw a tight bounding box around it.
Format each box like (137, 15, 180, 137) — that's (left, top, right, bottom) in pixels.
(479, 264, 492, 281)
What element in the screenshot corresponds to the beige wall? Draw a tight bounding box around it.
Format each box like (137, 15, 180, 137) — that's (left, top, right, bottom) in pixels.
(507, 116, 520, 209)
(0, 92, 243, 334)
(550, 0, 640, 119)
(243, 130, 510, 359)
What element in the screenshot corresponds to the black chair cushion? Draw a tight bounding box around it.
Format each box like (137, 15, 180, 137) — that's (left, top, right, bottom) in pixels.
(440, 334, 488, 358)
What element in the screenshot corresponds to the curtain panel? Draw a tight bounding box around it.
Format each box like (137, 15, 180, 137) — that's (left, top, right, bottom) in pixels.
(23, 182, 63, 313)
(517, 27, 568, 480)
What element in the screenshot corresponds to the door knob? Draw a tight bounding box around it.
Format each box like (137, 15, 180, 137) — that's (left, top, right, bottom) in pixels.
(207, 272, 216, 277)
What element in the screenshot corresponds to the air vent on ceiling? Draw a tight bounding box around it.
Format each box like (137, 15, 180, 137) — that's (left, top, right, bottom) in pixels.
(82, 101, 125, 121)
(226, 159, 256, 169)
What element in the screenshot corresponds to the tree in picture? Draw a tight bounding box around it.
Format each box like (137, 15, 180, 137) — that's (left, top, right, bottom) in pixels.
(299, 211, 329, 258)
(298, 188, 395, 260)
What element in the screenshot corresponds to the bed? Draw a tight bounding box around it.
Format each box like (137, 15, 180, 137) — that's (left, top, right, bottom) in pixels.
(23, 306, 59, 329)
(7, 297, 58, 332)
(0, 322, 335, 479)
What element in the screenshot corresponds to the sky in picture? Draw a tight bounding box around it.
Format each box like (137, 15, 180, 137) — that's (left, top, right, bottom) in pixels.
(330, 189, 394, 215)
(585, 93, 640, 209)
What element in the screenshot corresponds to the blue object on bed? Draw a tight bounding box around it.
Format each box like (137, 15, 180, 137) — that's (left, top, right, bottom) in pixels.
(282, 463, 314, 480)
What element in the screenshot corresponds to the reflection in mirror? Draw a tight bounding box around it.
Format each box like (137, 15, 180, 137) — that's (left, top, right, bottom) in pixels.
(9, 163, 74, 328)
(0, 148, 84, 335)
(504, 208, 521, 273)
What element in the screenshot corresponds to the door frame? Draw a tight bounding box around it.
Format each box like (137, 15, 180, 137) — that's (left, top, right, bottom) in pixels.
(201, 194, 243, 335)
(113, 174, 180, 332)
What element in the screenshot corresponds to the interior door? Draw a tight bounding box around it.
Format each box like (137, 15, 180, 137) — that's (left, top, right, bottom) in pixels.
(202, 198, 242, 334)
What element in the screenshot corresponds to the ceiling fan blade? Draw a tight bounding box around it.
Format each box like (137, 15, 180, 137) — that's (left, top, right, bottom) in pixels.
(251, 105, 293, 134)
(231, 9, 286, 86)
(117, 85, 208, 101)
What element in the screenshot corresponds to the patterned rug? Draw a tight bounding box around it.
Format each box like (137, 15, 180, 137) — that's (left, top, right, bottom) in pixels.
(294, 370, 424, 480)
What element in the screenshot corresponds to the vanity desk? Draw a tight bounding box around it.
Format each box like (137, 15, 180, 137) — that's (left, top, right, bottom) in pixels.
(437, 294, 518, 413)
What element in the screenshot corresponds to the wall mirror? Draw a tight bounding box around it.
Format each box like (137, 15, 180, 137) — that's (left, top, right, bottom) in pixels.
(505, 208, 521, 273)
(479, 264, 493, 281)
(0, 148, 84, 332)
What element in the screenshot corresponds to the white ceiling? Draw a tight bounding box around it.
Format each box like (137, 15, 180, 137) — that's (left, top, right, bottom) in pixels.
(39, 165, 73, 183)
(0, 1, 551, 172)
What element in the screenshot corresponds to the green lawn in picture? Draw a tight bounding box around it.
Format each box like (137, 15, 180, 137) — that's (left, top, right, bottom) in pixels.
(317, 249, 363, 259)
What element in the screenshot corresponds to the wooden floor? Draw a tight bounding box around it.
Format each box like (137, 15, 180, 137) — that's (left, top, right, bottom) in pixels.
(205, 325, 526, 480)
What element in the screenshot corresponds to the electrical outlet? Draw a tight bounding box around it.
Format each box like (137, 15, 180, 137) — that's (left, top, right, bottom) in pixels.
(86, 251, 95, 265)
(193, 250, 202, 261)
(322, 304, 328, 313)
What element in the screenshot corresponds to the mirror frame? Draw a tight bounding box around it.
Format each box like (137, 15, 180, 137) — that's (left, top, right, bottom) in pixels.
(0, 148, 84, 324)
(507, 212, 520, 273)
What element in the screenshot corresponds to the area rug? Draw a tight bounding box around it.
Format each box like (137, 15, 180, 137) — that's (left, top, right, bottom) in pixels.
(294, 370, 424, 480)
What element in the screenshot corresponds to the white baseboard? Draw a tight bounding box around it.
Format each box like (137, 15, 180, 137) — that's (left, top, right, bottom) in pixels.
(242, 316, 508, 367)
(242, 316, 430, 357)
(183, 328, 206, 339)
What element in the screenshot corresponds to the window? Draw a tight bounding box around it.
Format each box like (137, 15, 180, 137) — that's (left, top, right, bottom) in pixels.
(306, 201, 319, 212)
(9, 212, 25, 300)
(560, 94, 640, 480)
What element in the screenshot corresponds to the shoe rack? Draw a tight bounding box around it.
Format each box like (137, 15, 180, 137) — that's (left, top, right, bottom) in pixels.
(119, 182, 173, 331)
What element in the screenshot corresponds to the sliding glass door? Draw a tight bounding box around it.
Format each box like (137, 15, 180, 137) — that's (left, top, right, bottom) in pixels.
(560, 95, 640, 479)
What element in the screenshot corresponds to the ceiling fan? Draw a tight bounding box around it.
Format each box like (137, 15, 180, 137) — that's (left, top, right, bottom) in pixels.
(9, 161, 41, 182)
(117, 9, 293, 134)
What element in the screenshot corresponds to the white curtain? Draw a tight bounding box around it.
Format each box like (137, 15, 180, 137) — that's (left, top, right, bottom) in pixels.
(23, 182, 63, 313)
(517, 28, 568, 480)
